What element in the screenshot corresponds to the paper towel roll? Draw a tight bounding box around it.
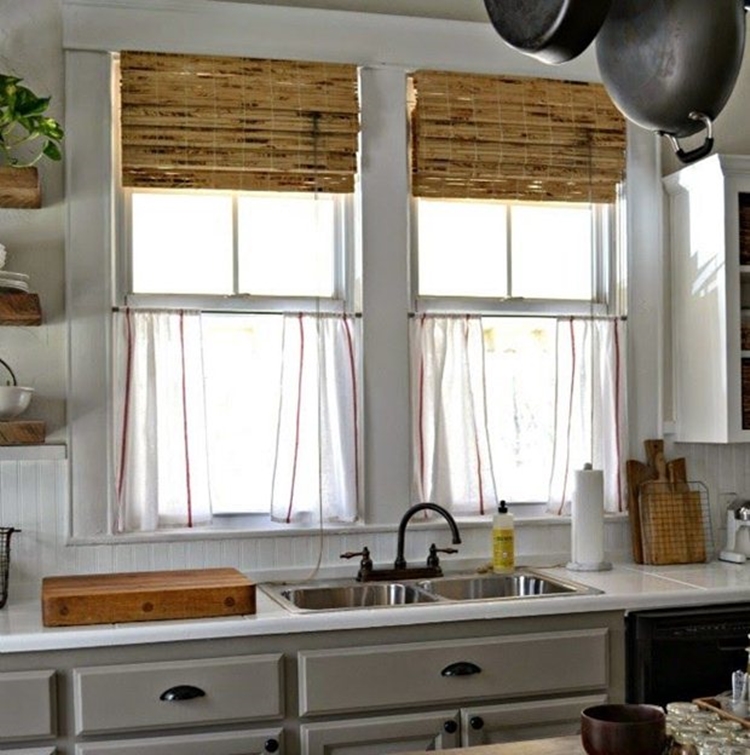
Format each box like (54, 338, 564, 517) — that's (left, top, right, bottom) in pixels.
(568, 464, 611, 572)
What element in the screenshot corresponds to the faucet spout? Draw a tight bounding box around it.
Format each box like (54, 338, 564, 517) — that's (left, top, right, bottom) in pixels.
(394, 503, 461, 570)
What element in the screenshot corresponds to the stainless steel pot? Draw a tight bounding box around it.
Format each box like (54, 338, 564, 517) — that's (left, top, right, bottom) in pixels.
(483, 0, 613, 64)
(595, 0, 747, 163)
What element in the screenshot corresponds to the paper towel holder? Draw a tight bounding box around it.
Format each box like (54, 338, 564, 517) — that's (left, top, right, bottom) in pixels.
(566, 463, 613, 573)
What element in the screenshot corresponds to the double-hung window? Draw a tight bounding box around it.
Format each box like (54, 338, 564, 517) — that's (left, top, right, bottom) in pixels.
(408, 71, 628, 515)
(113, 52, 361, 531)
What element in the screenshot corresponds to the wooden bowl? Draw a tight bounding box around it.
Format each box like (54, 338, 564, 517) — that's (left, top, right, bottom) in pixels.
(581, 703, 667, 755)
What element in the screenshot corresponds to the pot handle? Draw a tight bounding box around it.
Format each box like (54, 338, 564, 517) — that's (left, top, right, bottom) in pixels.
(662, 112, 714, 165)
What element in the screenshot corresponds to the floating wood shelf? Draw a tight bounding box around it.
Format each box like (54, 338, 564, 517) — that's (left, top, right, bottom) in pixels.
(0, 420, 46, 446)
(0, 291, 42, 325)
(0, 166, 41, 209)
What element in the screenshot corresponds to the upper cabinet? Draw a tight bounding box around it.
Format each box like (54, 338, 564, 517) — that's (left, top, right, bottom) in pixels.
(664, 154, 750, 443)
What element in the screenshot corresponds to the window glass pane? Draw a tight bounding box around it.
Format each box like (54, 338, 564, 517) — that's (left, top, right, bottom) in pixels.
(237, 193, 336, 297)
(483, 317, 555, 501)
(511, 204, 594, 300)
(201, 314, 283, 514)
(417, 199, 508, 297)
(131, 192, 234, 294)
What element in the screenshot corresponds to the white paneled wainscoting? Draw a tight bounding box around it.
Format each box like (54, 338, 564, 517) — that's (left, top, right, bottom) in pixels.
(0, 443, 747, 602)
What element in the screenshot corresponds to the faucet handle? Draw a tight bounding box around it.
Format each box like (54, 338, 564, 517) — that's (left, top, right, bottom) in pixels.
(426, 543, 458, 569)
(340, 547, 373, 580)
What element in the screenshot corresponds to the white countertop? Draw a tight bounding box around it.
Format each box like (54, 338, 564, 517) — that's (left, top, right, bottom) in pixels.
(3, 561, 750, 654)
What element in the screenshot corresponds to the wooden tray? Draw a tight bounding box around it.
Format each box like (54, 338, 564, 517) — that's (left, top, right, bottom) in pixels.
(41, 567, 256, 627)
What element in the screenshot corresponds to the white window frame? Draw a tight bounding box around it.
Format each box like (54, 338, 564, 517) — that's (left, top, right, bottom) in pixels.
(411, 199, 616, 317)
(62, 0, 657, 541)
(119, 187, 357, 314)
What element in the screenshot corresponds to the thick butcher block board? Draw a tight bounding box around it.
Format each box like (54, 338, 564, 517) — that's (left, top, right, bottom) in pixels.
(41, 568, 255, 627)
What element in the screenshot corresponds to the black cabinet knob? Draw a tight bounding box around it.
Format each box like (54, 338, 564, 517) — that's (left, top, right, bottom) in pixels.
(264, 738, 280, 753)
(470, 716, 485, 730)
(159, 684, 206, 702)
(443, 720, 458, 734)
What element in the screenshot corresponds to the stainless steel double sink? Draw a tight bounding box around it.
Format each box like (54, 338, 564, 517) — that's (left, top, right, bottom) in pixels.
(260, 569, 602, 613)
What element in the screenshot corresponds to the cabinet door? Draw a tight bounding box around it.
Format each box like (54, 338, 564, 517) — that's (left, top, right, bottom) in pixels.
(300, 710, 460, 755)
(0, 670, 57, 741)
(2, 749, 57, 755)
(460, 693, 607, 747)
(74, 727, 283, 755)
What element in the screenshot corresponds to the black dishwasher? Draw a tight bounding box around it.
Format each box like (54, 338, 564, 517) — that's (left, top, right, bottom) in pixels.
(626, 603, 750, 708)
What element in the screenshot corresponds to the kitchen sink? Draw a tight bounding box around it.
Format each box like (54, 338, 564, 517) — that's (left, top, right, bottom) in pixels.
(260, 569, 601, 613)
(265, 581, 441, 612)
(415, 571, 601, 601)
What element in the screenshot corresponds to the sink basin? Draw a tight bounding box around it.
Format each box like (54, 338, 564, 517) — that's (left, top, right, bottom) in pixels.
(263, 581, 441, 612)
(260, 569, 600, 613)
(416, 571, 601, 601)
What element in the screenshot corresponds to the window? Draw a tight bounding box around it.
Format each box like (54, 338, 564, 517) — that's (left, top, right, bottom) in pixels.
(410, 70, 627, 512)
(64, 8, 639, 539)
(113, 51, 362, 530)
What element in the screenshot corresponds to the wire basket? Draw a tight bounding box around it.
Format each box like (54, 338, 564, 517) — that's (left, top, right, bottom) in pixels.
(0, 527, 19, 609)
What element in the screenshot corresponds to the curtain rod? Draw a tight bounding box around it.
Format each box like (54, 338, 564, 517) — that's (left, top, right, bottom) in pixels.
(409, 312, 627, 321)
(112, 306, 361, 318)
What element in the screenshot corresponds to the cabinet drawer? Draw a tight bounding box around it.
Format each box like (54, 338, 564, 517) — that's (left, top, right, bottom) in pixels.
(0, 670, 56, 740)
(73, 653, 283, 735)
(74, 727, 283, 754)
(299, 629, 608, 716)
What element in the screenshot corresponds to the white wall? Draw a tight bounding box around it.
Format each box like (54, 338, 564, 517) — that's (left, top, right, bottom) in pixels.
(0, 0, 747, 600)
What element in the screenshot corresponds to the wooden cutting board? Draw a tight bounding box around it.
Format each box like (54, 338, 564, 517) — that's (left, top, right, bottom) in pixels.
(639, 452, 706, 565)
(625, 438, 663, 563)
(41, 568, 256, 627)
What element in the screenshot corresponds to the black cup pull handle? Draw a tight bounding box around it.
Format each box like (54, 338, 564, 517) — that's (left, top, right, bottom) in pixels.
(264, 738, 280, 753)
(440, 661, 481, 677)
(470, 716, 485, 730)
(159, 684, 206, 701)
(443, 720, 458, 734)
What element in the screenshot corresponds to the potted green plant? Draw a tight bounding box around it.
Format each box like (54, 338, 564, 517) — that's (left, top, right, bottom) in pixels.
(0, 73, 64, 208)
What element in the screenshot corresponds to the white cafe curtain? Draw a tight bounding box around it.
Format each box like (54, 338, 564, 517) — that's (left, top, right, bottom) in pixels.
(113, 310, 361, 532)
(270, 313, 361, 524)
(113, 309, 212, 532)
(410, 315, 498, 515)
(547, 317, 627, 515)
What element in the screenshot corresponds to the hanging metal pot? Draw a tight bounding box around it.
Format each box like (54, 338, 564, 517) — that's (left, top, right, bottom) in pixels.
(595, 0, 747, 164)
(483, 0, 614, 65)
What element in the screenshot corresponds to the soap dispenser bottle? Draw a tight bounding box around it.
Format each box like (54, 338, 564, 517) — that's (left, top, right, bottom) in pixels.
(492, 500, 515, 574)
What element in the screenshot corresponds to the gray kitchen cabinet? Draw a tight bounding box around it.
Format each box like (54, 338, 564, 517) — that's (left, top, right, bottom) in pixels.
(296, 628, 613, 755)
(2, 749, 57, 755)
(0, 610, 625, 755)
(300, 710, 461, 755)
(460, 694, 607, 746)
(0, 670, 57, 743)
(73, 728, 284, 754)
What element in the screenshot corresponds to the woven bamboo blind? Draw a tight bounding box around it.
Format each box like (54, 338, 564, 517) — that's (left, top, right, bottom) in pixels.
(411, 71, 626, 203)
(119, 51, 359, 193)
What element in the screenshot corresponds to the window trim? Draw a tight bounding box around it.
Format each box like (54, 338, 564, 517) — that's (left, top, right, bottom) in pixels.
(63, 0, 649, 541)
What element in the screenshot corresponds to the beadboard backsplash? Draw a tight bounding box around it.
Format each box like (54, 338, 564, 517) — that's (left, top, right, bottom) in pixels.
(0, 455, 642, 603)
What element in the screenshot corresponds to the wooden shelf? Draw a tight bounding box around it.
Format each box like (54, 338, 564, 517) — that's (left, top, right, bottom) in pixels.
(0, 421, 46, 446)
(0, 166, 41, 209)
(0, 291, 42, 325)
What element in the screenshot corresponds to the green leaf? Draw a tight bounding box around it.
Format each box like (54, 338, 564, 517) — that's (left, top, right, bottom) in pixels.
(42, 141, 62, 161)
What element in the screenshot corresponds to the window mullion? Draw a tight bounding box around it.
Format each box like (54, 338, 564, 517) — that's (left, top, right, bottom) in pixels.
(232, 193, 240, 295)
(506, 204, 513, 298)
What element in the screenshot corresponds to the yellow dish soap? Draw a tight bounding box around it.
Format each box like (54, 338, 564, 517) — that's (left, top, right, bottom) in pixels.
(492, 500, 514, 573)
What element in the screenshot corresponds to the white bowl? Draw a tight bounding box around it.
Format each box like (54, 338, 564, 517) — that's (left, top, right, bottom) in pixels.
(0, 386, 34, 420)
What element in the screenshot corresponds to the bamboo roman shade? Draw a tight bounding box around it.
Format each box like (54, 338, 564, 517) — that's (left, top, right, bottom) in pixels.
(119, 51, 359, 193)
(410, 71, 626, 203)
